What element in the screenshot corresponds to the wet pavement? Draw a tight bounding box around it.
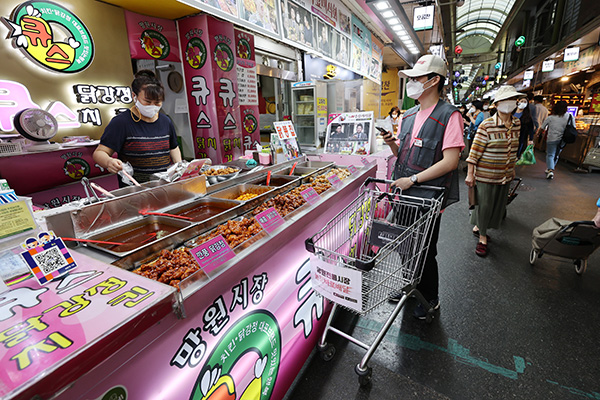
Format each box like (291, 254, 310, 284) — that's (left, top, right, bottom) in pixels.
(285, 151, 600, 400)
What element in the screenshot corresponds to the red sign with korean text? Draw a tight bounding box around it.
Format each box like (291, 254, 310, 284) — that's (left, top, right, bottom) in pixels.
(235, 29, 260, 153)
(327, 174, 343, 189)
(300, 187, 321, 205)
(124, 10, 181, 62)
(254, 207, 285, 233)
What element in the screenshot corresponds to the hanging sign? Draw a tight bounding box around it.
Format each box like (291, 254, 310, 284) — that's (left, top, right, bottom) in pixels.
(542, 59, 555, 72)
(523, 70, 534, 80)
(564, 47, 580, 62)
(124, 11, 180, 62)
(413, 5, 434, 31)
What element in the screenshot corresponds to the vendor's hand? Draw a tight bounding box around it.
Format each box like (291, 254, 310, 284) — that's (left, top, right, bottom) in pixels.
(465, 174, 475, 188)
(106, 158, 123, 174)
(391, 177, 413, 191)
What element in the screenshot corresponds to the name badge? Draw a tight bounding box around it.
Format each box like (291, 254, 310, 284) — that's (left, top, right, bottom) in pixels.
(414, 138, 423, 147)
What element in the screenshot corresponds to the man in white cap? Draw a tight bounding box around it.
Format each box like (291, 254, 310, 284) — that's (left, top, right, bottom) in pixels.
(382, 54, 465, 319)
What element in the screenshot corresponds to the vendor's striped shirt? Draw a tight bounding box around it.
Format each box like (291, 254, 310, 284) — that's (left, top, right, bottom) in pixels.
(466, 114, 520, 184)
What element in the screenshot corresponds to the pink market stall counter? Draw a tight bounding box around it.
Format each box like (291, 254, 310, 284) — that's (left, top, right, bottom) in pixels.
(2, 159, 377, 399)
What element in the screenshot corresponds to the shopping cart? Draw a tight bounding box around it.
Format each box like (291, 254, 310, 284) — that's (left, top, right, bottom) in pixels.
(305, 177, 444, 385)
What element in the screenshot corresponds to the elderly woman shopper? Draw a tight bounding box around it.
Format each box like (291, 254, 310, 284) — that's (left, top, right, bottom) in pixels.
(465, 86, 521, 257)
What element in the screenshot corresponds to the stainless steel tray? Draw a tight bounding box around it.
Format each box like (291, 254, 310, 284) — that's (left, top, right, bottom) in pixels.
(85, 215, 192, 257)
(208, 184, 275, 201)
(109, 180, 163, 197)
(161, 197, 242, 223)
(272, 166, 318, 176)
(247, 174, 297, 187)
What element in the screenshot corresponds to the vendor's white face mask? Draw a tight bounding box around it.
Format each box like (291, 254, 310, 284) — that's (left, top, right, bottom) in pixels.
(135, 98, 161, 118)
(406, 77, 435, 99)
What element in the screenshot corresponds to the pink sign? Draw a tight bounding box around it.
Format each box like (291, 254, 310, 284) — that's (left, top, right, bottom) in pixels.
(177, 16, 242, 163)
(327, 174, 343, 189)
(361, 157, 371, 166)
(255, 207, 285, 233)
(235, 29, 260, 152)
(348, 165, 358, 175)
(300, 187, 321, 205)
(124, 11, 180, 62)
(190, 235, 235, 275)
(0, 250, 173, 398)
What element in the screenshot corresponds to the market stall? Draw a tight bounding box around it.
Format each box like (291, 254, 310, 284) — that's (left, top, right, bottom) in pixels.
(0, 157, 377, 399)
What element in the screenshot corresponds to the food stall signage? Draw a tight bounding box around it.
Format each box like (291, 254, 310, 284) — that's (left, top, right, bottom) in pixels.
(523, 70, 534, 80)
(564, 47, 580, 62)
(300, 187, 321, 205)
(413, 5, 434, 31)
(1, 1, 94, 73)
(542, 59, 555, 72)
(273, 121, 297, 139)
(254, 207, 284, 233)
(190, 235, 235, 275)
(0, 200, 36, 240)
(327, 174, 342, 189)
(348, 165, 358, 175)
(20, 232, 77, 285)
(310, 255, 363, 312)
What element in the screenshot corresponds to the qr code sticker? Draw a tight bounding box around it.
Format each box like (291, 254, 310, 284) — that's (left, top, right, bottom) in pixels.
(33, 247, 68, 274)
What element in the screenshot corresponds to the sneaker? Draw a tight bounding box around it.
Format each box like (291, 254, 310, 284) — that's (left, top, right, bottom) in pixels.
(544, 169, 551, 174)
(413, 298, 440, 320)
(475, 242, 488, 257)
(546, 171, 554, 179)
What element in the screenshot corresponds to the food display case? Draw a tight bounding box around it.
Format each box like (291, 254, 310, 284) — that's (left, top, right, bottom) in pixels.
(0, 156, 377, 399)
(291, 81, 328, 148)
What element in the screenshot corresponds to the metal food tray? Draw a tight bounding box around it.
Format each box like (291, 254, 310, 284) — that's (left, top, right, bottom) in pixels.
(160, 197, 242, 223)
(109, 180, 164, 197)
(208, 183, 275, 201)
(85, 215, 193, 257)
(247, 174, 297, 187)
(272, 166, 318, 176)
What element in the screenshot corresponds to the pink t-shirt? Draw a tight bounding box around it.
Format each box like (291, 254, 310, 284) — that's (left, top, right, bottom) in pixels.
(396, 104, 465, 152)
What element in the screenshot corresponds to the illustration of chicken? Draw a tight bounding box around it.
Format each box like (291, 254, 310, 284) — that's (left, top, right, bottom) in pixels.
(214, 47, 231, 70)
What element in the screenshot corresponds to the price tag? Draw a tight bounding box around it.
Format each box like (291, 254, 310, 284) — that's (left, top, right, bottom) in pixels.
(300, 187, 321, 205)
(327, 175, 343, 189)
(254, 207, 285, 233)
(361, 158, 370, 166)
(348, 165, 358, 175)
(190, 235, 235, 275)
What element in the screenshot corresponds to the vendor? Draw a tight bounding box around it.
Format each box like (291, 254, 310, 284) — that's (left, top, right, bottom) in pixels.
(93, 70, 182, 185)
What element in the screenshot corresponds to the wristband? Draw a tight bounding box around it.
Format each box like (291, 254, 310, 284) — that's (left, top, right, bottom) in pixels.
(597, 197, 600, 208)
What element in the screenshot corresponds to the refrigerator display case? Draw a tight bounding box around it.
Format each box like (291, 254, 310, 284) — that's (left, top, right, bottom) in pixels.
(291, 81, 328, 148)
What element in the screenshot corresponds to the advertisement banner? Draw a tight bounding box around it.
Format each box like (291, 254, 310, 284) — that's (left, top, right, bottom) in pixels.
(310, 255, 363, 312)
(178, 16, 243, 163)
(124, 11, 181, 62)
(370, 34, 383, 81)
(324, 111, 373, 155)
(380, 67, 399, 118)
(0, 251, 173, 398)
(281, 0, 315, 48)
(195, 0, 238, 16)
(240, 0, 279, 34)
(235, 29, 261, 152)
(351, 15, 372, 76)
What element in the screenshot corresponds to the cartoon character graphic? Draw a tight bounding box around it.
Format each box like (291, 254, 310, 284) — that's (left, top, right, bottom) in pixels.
(37, 231, 55, 245)
(141, 33, 163, 58)
(22, 237, 39, 250)
(323, 64, 337, 79)
(243, 114, 257, 134)
(186, 38, 207, 69)
(1, 2, 94, 73)
(214, 43, 233, 72)
(190, 311, 281, 400)
(63, 158, 90, 180)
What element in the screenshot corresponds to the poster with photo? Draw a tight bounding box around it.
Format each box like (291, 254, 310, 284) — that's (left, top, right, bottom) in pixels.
(273, 121, 301, 160)
(338, 10, 351, 35)
(317, 20, 332, 58)
(241, 0, 279, 34)
(282, 0, 314, 48)
(198, 0, 238, 16)
(324, 112, 373, 155)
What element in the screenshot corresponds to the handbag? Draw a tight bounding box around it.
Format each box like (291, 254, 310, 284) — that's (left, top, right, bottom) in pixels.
(516, 144, 536, 165)
(562, 114, 578, 144)
(468, 185, 477, 210)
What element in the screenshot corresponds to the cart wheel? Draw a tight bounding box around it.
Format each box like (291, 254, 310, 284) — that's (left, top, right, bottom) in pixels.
(317, 343, 336, 362)
(529, 248, 538, 265)
(575, 259, 587, 275)
(355, 364, 372, 386)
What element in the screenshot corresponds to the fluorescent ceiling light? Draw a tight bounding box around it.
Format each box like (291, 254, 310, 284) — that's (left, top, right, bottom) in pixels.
(409, 48, 420, 54)
(387, 17, 400, 25)
(381, 10, 395, 18)
(399, 34, 410, 40)
(375, 1, 390, 10)
(392, 25, 404, 32)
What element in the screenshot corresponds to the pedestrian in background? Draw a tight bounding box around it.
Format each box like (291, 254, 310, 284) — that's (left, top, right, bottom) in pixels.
(465, 86, 521, 257)
(515, 97, 535, 158)
(540, 101, 573, 179)
(530, 95, 549, 135)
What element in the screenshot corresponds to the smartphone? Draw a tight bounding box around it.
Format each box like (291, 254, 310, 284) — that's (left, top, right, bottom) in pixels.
(377, 127, 392, 139)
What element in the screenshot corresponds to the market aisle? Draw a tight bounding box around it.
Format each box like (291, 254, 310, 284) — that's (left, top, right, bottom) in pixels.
(285, 152, 600, 400)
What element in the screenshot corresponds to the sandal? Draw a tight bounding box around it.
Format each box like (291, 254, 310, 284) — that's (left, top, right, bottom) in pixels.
(472, 230, 492, 242)
(475, 242, 488, 257)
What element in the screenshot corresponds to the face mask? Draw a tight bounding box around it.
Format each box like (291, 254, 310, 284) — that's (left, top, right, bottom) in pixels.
(483, 105, 489, 110)
(391, 113, 398, 118)
(406, 77, 434, 99)
(517, 102, 527, 110)
(497, 100, 516, 114)
(470, 107, 476, 113)
(135, 98, 161, 118)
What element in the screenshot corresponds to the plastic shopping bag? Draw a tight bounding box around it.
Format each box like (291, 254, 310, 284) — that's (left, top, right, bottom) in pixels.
(516, 144, 536, 165)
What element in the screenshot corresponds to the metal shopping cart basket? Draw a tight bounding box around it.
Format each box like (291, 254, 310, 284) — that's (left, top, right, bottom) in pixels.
(305, 177, 444, 385)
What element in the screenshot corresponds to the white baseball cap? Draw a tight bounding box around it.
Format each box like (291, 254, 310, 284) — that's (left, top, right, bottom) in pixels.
(398, 54, 448, 78)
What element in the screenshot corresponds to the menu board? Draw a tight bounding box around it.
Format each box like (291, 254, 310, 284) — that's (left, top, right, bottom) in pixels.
(324, 112, 373, 156)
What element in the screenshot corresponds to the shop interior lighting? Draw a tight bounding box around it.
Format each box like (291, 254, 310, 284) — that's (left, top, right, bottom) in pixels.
(381, 10, 395, 18)
(561, 76, 569, 81)
(387, 17, 400, 25)
(375, 1, 390, 10)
